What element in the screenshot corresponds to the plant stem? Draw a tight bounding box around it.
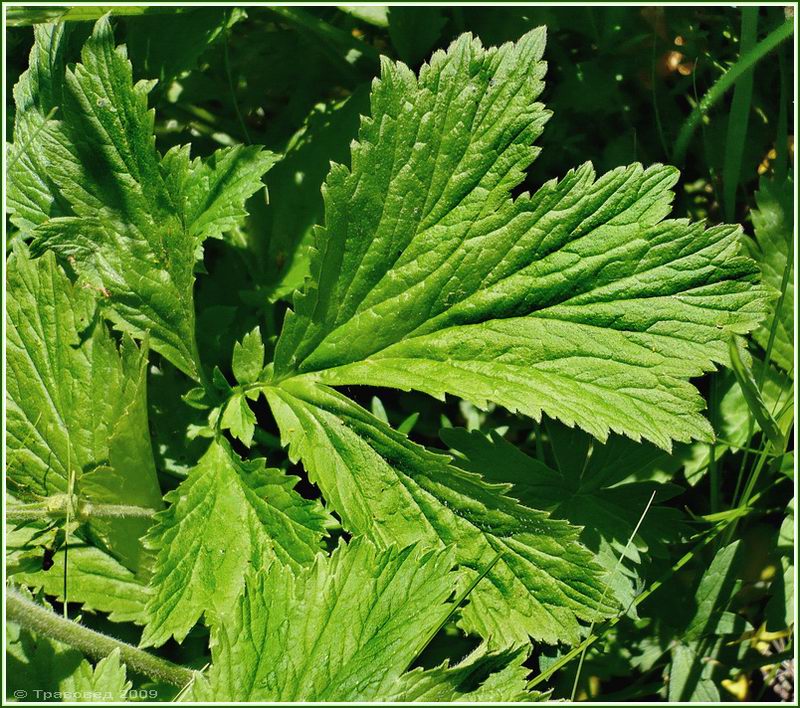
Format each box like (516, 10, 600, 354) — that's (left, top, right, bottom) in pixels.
(6, 6, 185, 26)
(7, 588, 194, 688)
(7, 500, 157, 523)
(673, 19, 794, 164)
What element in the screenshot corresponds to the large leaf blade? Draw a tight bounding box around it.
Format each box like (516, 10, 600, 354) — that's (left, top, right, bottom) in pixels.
(272, 29, 768, 449)
(266, 379, 615, 645)
(192, 538, 536, 701)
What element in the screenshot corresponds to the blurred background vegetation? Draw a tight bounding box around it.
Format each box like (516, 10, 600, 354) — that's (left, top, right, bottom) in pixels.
(5, 3, 796, 702)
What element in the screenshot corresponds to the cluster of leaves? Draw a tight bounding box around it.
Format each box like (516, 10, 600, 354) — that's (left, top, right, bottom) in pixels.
(5, 5, 794, 703)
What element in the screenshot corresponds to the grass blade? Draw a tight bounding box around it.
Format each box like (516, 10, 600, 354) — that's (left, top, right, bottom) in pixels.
(673, 18, 793, 164)
(722, 7, 758, 221)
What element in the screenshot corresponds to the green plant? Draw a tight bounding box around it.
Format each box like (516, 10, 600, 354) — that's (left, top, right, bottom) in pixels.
(5, 7, 794, 704)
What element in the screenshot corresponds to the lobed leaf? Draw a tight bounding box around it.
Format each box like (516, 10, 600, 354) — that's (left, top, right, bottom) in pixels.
(10, 17, 277, 380)
(6, 247, 162, 572)
(192, 538, 537, 701)
(442, 423, 688, 610)
(273, 29, 769, 450)
(265, 378, 616, 645)
(7, 521, 151, 625)
(140, 438, 329, 647)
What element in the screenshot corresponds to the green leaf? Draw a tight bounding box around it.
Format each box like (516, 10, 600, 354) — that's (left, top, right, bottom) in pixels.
(265, 378, 615, 645)
(219, 392, 256, 447)
(747, 175, 794, 374)
(666, 541, 745, 702)
(7, 609, 83, 700)
(272, 29, 769, 450)
(125, 7, 243, 90)
(140, 438, 329, 647)
(231, 326, 265, 385)
(766, 500, 794, 631)
(727, 337, 785, 453)
(192, 538, 536, 701)
(247, 91, 368, 300)
(7, 521, 152, 625)
(6, 247, 162, 573)
(385, 646, 542, 702)
(682, 362, 793, 485)
(7, 22, 69, 230)
(441, 424, 687, 611)
(13, 17, 276, 380)
(147, 362, 211, 478)
(338, 5, 389, 27)
(61, 649, 131, 700)
(685, 541, 743, 641)
(668, 642, 720, 703)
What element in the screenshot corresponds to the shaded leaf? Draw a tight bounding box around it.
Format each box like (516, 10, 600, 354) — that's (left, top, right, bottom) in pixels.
(6, 247, 162, 572)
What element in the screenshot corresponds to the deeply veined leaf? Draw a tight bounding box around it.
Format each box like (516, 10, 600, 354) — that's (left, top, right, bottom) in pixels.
(7, 22, 69, 229)
(192, 538, 537, 701)
(746, 176, 794, 375)
(272, 28, 768, 449)
(140, 437, 329, 647)
(10, 17, 277, 380)
(6, 247, 162, 573)
(385, 646, 541, 702)
(265, 378, 615, 645)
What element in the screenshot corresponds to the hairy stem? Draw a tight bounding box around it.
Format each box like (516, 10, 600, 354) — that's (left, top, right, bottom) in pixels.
(7, 588, 194, 688)
(7, 498, 157, 523)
